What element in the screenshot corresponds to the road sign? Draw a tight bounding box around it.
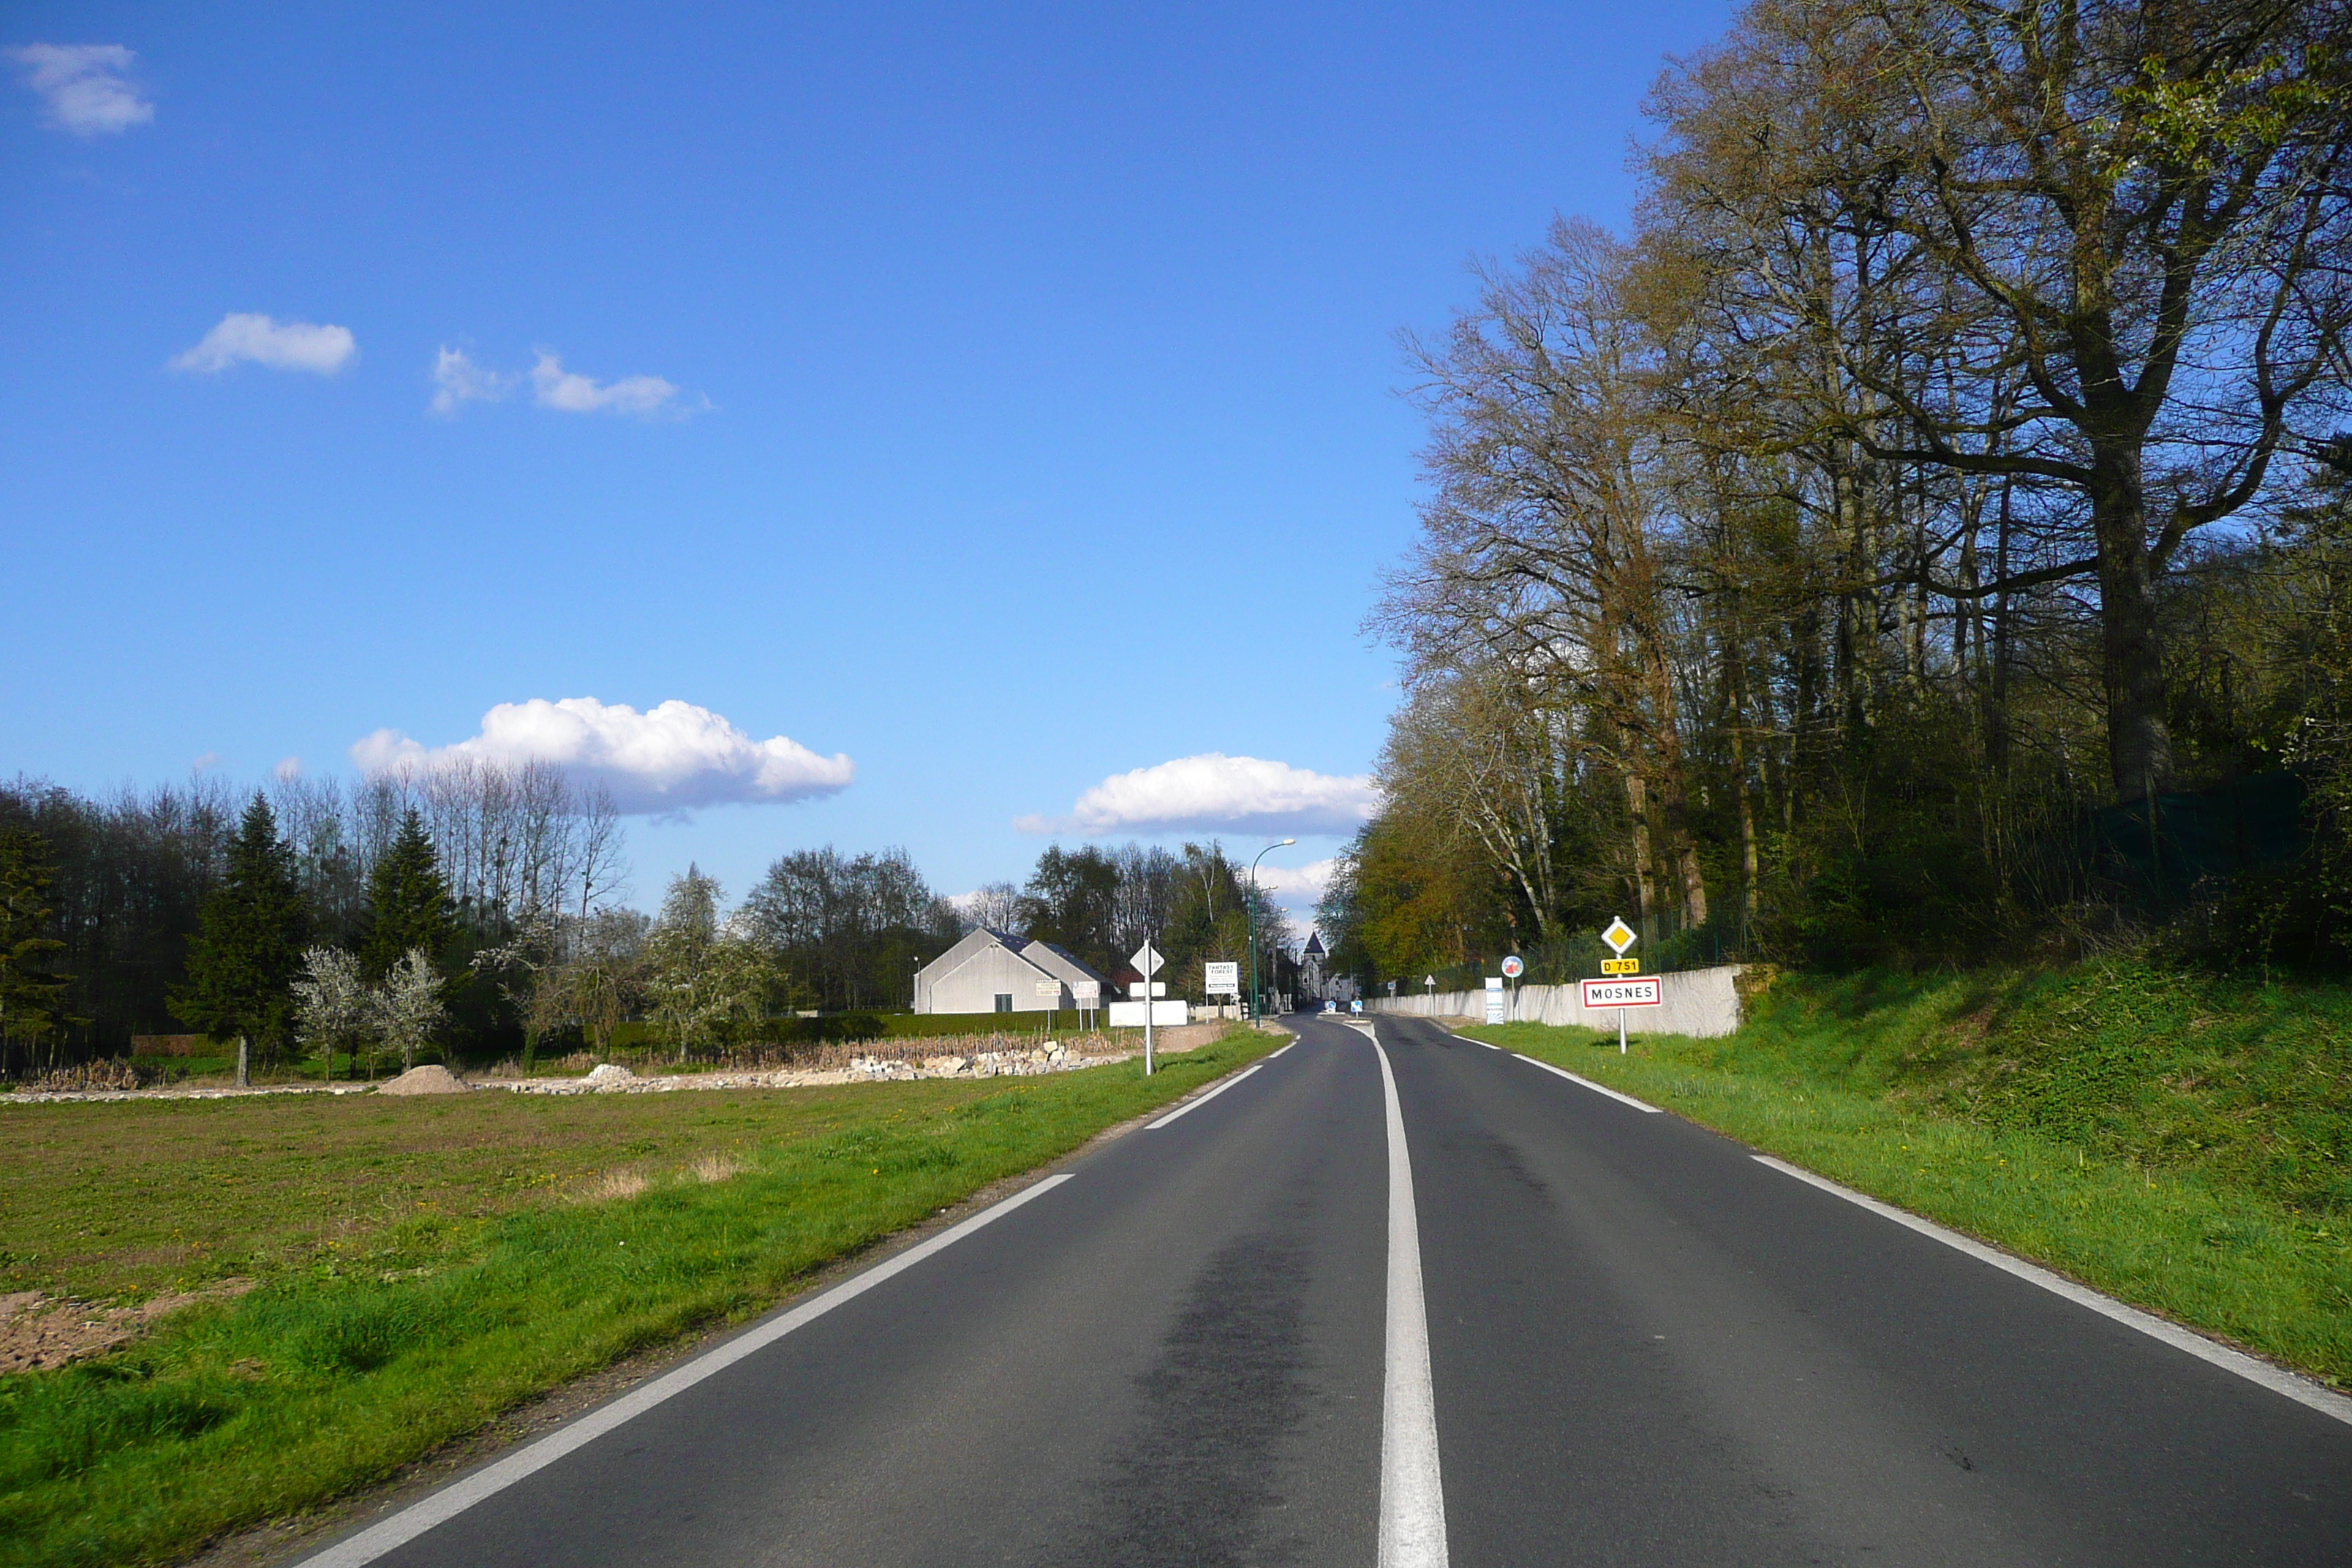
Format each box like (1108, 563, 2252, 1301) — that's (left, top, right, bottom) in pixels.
(1485, 975, 1506, 1024)
(1581, 976, 1662, 1009)
(1602, 918, 1638, 956)
(1071, 980, 1100, 1003)
(1423, 975, 1436, 987)
(1131, 941, 1164, 977)
(1601, 957, 1640, 975)
(1205, 961, 1239, 996)
(1035, 981, 1062, 998)
(1501, 954, 1525, 979)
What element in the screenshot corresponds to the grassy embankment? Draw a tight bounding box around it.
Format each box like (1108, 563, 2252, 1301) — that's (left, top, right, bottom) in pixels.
(0, 1028, 1272, 1568)
(1460, 960, 2352, 1389)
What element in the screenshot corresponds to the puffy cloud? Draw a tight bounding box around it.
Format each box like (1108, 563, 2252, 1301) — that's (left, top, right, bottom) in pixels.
(429, 347, 515, 415)
(1017, 753, 1379, 837)
(350, 697, 853, 814)
(1255, 857, 1337, 900)
(170, 314, 357, 375)
(189, 750, 222, 774)
(530, 352, 682, 417)
(273, 756, 303, 782)
(10, 44, 151, 135)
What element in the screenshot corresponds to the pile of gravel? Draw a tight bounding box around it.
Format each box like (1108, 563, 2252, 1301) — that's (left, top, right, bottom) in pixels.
(377, 1064, 472, 1096)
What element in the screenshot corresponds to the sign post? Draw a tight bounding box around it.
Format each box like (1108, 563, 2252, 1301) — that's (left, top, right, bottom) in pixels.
(1483, 976, 1507, 1025)
(1597, 919, 1642, 1052)
(1205, 960, 1239, 1019)
(1131, 940, 1164, 1074)
(1072, 979, 1099, 1032)
(1501, 954, 1524, 1018)
(1035, 979, 1061, 1036)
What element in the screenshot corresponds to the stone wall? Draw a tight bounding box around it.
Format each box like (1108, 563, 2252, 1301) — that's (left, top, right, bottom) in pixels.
(1365, 964, 1744, 1039)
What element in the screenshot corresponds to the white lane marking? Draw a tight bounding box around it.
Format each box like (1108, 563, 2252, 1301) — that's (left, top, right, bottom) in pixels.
(295, 1173, 1077, 1568)
(1145, 1063, 1264, 1129)
(1371, 1037, 1450, 1567)
(1270, 1042, 1296, 1059)
(1493, 1048, 1664, 1114)
(1752, 1155, 2352, 1428)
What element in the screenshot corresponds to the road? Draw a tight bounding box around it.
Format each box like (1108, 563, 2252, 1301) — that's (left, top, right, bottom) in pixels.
(304, 1012, 2352, 1567)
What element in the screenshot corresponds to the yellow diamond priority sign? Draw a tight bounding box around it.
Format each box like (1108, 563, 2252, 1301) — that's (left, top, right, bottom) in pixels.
(1602, 917, 1637, 956)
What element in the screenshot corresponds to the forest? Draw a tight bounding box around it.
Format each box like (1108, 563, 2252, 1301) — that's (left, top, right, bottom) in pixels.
(1320, 0, 2352, 989)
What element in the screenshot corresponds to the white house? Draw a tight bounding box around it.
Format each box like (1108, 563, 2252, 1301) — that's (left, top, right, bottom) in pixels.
(913, 928, 1112, 1014)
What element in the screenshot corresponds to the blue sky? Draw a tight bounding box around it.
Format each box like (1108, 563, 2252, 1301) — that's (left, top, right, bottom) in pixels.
(4, 1, 1731, 924)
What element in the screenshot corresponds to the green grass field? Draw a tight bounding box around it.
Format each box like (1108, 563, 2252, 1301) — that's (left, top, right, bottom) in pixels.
(0, 1029, 1273, 1568)
(1459, 959, 2352, 1391)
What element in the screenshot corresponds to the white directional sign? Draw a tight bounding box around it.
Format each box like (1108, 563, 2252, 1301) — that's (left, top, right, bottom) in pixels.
(1205, 961, 1240, 997)
(1582, 976, 1662, 1009)
(1131, 941, 1164, 977)
(1035, 981, 1063, 998)
(1071, 980, 1100, 1003)
(1501, 954, 1525, 979)
(1485, 975, 1507, 1024)
(1602, 917, 1638, 956)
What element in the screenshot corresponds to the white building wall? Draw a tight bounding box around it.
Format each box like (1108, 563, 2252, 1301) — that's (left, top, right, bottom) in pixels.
(925, 943, 1066, 1014)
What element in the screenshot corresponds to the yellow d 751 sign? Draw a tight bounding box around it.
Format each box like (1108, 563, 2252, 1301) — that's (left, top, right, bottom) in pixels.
(1600, 958, 1640, 975)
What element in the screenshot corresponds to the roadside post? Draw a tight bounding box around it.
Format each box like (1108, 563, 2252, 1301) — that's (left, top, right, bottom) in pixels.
(1501, 953, 1524, 1019)
(1594, 917, 1647, 1052)
(1483, 976, 1506, 1025)
(1072, 979, 1098, 1032)
(1131, 940, 1164, 1074)
(1423, 974, 1435, 1012)
(1034, 980, 1060, 1037)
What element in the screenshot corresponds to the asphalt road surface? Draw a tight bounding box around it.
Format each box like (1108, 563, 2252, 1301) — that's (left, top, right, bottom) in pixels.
(305, 1012, 2352, 1568)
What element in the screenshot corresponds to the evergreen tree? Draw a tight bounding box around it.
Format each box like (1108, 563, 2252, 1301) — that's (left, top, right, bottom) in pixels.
(361, 808, 455, 979)
(0, 828, 75, 1077)
(173, 794, 308, 1078)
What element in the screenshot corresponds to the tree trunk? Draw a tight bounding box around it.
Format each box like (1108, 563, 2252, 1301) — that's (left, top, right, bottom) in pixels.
(235, 1034, 249, 1088)
(2091, 448, 2174, 801)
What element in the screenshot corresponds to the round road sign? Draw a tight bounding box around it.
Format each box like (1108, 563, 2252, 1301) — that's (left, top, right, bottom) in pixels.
(1501, 954, 1525, 979)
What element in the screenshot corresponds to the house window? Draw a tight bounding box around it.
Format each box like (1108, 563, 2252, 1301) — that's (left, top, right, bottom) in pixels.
(994, 993, 1013, 1013)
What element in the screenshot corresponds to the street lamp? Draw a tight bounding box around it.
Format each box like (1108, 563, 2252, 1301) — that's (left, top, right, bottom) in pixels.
(1247, 838, 1297, 1022)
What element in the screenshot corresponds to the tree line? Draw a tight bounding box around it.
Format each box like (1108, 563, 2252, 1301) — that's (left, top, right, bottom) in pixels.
(1323, 0, 2351, 987)
(0, 756, 1304, 1074)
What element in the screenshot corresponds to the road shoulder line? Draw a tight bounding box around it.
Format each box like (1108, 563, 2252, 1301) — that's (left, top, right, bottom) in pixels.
(295, 1173, 1077, 1567)
(1751, 1154, 2352, 1428)
(1476, 1043, 1663, 1113)
(1145, 1063, 1265, 1128)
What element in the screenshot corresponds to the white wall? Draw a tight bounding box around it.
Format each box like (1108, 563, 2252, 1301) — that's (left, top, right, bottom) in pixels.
(926, 943, 1066, 1014)
(1365, 965, 1744, 1039)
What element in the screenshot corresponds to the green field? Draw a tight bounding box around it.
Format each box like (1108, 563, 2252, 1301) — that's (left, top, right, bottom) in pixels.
(1460, 960, 2352, 1390)
(0, 1028, 1273, 1568)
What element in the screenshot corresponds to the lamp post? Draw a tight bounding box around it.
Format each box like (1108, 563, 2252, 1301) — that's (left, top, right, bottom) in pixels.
(1247, 837, 1296, 1022)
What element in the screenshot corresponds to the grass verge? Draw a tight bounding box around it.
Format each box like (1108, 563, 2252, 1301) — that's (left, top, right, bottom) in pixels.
(1458, 960, 2352, 1392)
(0, 1029, 1273, 1568)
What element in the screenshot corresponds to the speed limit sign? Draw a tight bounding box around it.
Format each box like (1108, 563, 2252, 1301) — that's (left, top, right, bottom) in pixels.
(1501, 955, 1525, 979)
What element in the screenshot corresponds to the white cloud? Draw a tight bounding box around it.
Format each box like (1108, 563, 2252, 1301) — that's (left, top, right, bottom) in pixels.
(429, 347, 515, 415)
(273, 756, 303, 781)
(10, 44, 151, 135)
(1255, 857, 1337, 900)
(350, 697, 853, 815)
(1017, 753, 1379, 837)
(190, 751, 222, 774)
(530, 352, 682, 417)
(170, 314, 357, 375)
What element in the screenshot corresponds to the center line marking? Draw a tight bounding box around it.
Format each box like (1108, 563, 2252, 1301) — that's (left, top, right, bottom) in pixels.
(1371, 1036, 1450, 1567)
